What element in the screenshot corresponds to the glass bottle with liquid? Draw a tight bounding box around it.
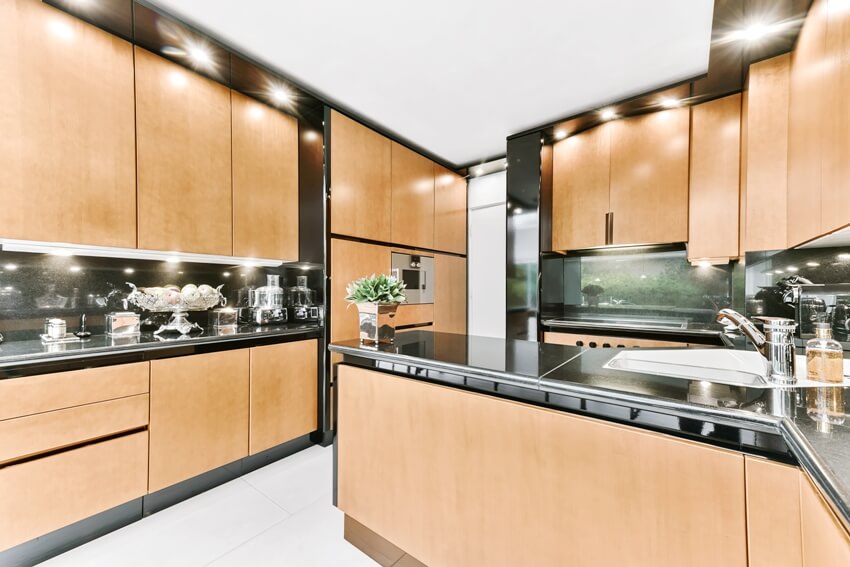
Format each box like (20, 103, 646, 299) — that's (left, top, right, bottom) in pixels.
(805, 322, 845, 427)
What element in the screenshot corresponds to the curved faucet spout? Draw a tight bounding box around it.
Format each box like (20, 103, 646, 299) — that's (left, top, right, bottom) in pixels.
(715, 308, 767, 356)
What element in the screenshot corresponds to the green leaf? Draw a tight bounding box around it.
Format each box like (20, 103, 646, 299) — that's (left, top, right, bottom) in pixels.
(345, 273, 407, 304)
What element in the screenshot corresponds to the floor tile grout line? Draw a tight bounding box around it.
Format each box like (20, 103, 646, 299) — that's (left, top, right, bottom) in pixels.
(201, 513, 297, 567)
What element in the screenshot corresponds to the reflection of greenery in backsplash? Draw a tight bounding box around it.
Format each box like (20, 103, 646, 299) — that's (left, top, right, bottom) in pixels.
(579, 251, 733, 310)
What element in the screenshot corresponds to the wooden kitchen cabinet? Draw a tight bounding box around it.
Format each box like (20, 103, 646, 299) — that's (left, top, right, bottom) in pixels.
(0, 432, 148, 552)
(231, 91, 299, 260)
(330, 110, 392, 241)
(149, 350, 250, 492)
(434, 254, 467, 334)
(610, 107, 690, 246)
(552, 123, 612, 251)
(787, 0, 829, 247)
(338, 365, 747, 567)
(0, 0, 136, 248)
(434, 165, 467, 255)
(800, 473, 850, 565)
(688, 94, 741, 262)
(330, 238, 389, 343)
(745, 457, 803, 567)
(391, 142, 435, 250)
(249, 340, 318, 455)
(742, 54, 790, 252)
(135, 47, 233, 255)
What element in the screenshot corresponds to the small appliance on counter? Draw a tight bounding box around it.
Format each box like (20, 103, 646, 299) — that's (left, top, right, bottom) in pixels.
(106, 311, 141, 336)
(209, 307, 238, 330)
(243, 275, 287, 326)
(287, 275, 320, 322)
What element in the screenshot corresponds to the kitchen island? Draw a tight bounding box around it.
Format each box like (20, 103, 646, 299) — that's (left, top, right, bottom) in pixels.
(330, 330, 850, 567)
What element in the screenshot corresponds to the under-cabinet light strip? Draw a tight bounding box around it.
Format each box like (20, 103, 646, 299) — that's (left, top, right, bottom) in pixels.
(0, 239, 288, 267)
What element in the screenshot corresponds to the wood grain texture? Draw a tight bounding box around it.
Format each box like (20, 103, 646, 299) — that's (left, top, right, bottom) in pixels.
(330, 238, 390, 343)
(744, 54, 790, 252)
(0, 362, 149, 421)
(822, 1, 850, 236)
(543, 331, 689, 348)
(395, 304, 434, 327)
(149, 350, 249, 492)
(745, 457, 803, 567)
(434, 165, 467, 254)
(688, 94, 741, 261)
(610, 107, 690, 246)
(0, 432, 148, 551)
(551, 123, 611, 250)
(135, 47, 232, 255)
(231, 91, 299, 260)
(337, 365, 747, 567)
(0, 0, 136, 247)
(800, 473, 850, 565)
(787, 0, 828, 247)
(434, 254, 466, 334)
(249, 340, 318, 455)
(391, 142, 435, 249)
(0, 394, 148, 465)
(330, 110, 392, 241)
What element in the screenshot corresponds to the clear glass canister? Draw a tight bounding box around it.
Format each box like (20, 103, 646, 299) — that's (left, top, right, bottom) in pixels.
(288, 276, 315, 307)
(249, 275, 285, 308)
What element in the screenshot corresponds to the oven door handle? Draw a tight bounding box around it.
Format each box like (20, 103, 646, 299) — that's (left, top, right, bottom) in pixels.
(422, 270, 426, 291)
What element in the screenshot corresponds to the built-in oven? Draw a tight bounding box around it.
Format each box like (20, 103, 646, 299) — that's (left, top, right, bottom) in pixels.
(391, 252, 434, 304)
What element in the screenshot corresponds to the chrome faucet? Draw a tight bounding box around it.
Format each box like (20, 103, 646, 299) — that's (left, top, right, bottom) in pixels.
(716, 309, 798, 384)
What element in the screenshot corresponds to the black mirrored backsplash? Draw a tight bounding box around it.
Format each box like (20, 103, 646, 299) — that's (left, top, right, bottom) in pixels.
(0, 251, 324, 341)
(541, 249, 740, 327)
(745, 246, 850, 345)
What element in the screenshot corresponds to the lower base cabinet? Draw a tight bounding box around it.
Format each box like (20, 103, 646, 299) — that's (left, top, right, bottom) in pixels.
(249, 340, 318, 455)
(0, 432, 148, 551)
(337, 365, 747, 567)
(149, 350, 250, 492)
(801, 474, 850, 566)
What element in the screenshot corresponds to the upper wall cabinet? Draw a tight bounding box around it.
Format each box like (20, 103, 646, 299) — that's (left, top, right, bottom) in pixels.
(609, 107, 690, 246)
(0, 0, 136, 248)
(742, 54, 790, 253)
(434, 166, 467, 255)
(330, 110, 392, 242)
(135, 47, 233, 255)
(231, 92, 299, 260)
(552, 123, 611, 251)
(391, 142, 435, 250)
(688, 94, 741, 262)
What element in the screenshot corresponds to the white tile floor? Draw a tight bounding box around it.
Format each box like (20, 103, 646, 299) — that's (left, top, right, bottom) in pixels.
(42, 446, 378, 566)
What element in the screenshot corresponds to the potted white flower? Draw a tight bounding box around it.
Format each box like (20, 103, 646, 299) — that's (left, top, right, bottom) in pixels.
(345, 274, 407, 344)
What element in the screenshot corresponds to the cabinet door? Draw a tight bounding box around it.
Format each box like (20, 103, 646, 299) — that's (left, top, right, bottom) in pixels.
(249, 340, 318, 455)
(787, 0, 829, 247)
(551, 123, 611, 250)
(135, 47, 232, 255)
(745, 457, 803, 567)
(232, 91, 299, 260)
(610, 107, 690, 246)
(434, 166, 467, 254)
(434, 254, 467, 334)
(391, 142, 435, 249)
(149, 350, 249, 492)
(822, 0, 850, 236)
(801, 474, 850, 565)
(0, 0, 136, 248)
(743, 54, 790, 252)
(330, 110, 392, 241)
(330, 238, 389, 343)
(688, 94, 741, 261)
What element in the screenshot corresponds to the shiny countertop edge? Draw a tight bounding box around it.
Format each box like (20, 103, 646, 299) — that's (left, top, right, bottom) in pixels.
(332, 342, 850, 532)
(0, 327, 323, 371)
(328, 343, 584, 389)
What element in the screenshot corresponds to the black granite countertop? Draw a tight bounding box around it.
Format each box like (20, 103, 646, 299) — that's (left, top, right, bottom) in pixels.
(0, 324, 323, 377)
(330, 330, 850, 532)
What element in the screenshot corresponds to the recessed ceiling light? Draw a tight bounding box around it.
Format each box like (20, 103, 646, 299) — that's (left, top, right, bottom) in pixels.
(787, 266, 798, 272)
(242, 260, 257, 268)
(774, 269, 784, 274)
(49, 249, 74, 257)
(223, 271, 231, 277)
(474, 167, 484, 176)
(806, 262, 820, 267)
(729, 21, 786, 43)
(69, 265, 81, 273)
(270, 86, 291, 105)
(3, 264, 17, 271)
(600, 107, 617, 121)
(124, 267, 134, 275)
(188, 45, 212, 67)
(555, 130, 567, 140)
(660, 97, 681, 108)
(514, 207, 524, 214)
(165, 256, 180, 264)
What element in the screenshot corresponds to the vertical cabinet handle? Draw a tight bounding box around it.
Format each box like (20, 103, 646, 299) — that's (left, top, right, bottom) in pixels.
(604, 212, 614, 245)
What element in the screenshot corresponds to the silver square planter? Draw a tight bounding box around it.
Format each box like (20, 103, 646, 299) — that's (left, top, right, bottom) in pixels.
(356, 302, 400, 344)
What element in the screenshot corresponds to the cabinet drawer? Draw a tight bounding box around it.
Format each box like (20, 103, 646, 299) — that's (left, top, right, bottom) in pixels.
(0, 362, 149, 420)
(395, 304, 434, 327)
(0, 394, 148, 465)
(0, 431, 148, 551)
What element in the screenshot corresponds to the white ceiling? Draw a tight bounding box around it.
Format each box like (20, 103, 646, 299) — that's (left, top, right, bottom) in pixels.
(148, 0, 715, 166)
